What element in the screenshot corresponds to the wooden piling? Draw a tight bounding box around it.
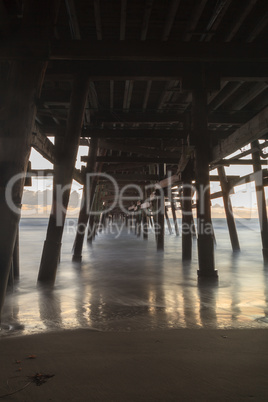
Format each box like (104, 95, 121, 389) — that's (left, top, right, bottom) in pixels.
(217, 166, 240, 251)
(0, 0, 61, 314)
(156, 190, 165, 251)
(182, 176, 192, 261)
(38, 74, 90, 283)
(142, 211, 149, 239)
(192, 82, 217, 279)
(73, 139, 98, 260)
(251, 141, 268, 260)
(87, 182, 98, 244)
(165, 206, 173, 235)
(170, 196, 179, 236)
(0, 60, 48, 314)
(12, 231, 20, 279)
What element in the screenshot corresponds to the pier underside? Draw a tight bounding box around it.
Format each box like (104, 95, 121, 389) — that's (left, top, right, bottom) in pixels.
(1, 0, 268, 324)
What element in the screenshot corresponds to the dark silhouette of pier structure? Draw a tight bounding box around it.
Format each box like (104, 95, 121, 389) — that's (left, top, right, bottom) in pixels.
(1, 0, 268, 318)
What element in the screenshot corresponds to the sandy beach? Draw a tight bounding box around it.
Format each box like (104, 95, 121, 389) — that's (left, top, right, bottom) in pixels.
(1, 328, 268, 401)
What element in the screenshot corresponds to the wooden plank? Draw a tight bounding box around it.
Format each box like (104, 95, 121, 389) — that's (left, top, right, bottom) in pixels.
(211, 106, 268, 163)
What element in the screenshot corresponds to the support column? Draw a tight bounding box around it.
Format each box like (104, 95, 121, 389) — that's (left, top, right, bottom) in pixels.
(217, 166, 240, 251)
(142, 211, 148, 240)
(192, 83, 217, 279)
(0, 0, 61, 316)
(12, 231, 20, 279)
(171, 195, 179, 236)
(137, 209, 142, 237)
(251, 141, 268, 260)
(72, 139, 98, 261)
(0, 60, 47, 315)
(165, 206, 173, 235)
(156, 189, 165, 251)
(38, 74, 90, 283)
(87, 181, 98, 243)
(182, 175, 193, 261)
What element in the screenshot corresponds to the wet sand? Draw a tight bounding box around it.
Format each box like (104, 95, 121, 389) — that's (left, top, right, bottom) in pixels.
(1, 328, 268, 401)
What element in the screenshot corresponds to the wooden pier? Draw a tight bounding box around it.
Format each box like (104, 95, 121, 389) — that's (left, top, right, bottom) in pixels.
(1, 0, 268, 317)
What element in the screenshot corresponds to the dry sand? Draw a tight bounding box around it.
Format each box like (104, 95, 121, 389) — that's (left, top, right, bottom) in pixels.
(1, 329, 268, 401)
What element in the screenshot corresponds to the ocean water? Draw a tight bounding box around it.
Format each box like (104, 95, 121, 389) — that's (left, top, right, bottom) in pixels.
(1, 217, 268, 336)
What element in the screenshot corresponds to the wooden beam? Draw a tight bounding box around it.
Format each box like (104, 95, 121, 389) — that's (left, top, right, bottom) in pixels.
(162, 0, 181, 41)
(98, 139, 180, 158)
(99, 173, 159, 182)
(82, 128, 185, 139)
(224, 0, 258, 42)
(110, 80, 114, 110)
(123, 80, 134, 111)
(0, 0, 10, 37)
(4, 40, 268, 63)
(201, 0, 232, 42)
(182, 0, 208, 41)
(65, 0, 92, 125)
(209, 82, 243, 111)
(43, 60, 268, 81)
(95, 156, 179, 164)
(90, 110, 251, 126)
(231, 82, 268, 111)
(94, 0, 102, 40)
(31, 127, 55, 164)
(211, 106, 268, 163)
(142, 80, 152, 111)
(65, 0, 81, 39)
(215, 159, 268, 166)
(92, 111, 183, 123)
(141, 0, 154, 41)
(247, 6, 268, 42)
(120, 0, 127, 40)
(155, 174, 181, 189)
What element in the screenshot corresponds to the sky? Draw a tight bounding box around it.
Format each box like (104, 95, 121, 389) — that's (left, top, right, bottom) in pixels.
(23, 141, 268, 218)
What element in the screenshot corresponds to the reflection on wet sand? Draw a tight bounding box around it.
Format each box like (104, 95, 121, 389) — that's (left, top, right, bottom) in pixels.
(230, 253, 242, 322)
(198, 283, 218, 328)
(2, 222, 268, 336)
(38, 288, 62, 330)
